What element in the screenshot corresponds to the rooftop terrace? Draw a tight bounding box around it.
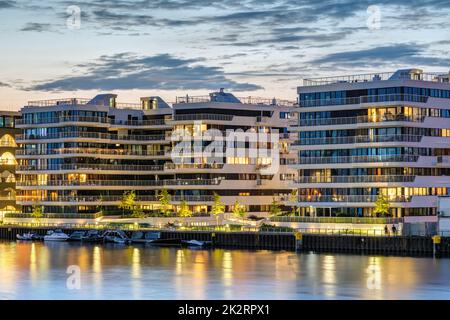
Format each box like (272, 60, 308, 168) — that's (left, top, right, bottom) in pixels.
(302, 69, 450, 87)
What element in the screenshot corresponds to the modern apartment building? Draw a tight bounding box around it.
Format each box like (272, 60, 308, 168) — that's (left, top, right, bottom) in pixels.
(290, 68, 450, 217)
(16, 90, 296, 217)
(0, 111, 21, 217)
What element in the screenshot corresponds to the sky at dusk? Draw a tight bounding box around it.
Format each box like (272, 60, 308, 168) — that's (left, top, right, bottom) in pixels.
(0, 0, 449, 110)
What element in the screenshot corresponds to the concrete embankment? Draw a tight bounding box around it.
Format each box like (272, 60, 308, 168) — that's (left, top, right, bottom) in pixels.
(2, 225, 449, 256)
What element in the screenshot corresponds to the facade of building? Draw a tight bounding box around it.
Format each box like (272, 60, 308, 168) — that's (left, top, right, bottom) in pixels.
(16, 91, 296, 217)
(290, 68, 450, 217)
(0, 111, 21, 217)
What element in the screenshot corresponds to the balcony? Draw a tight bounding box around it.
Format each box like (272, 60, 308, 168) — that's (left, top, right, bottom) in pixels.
(270, 216, 403, 224)
(299, 94, 428, 108)
(172, 113, 233, 122)
(296, 195, 410, 203)
(175, 95, 297, 107)
(293, 114, 425, 128)
(16, 195, 215, 203)
(4, 212, 102, 219)
(294, 175, 415, 184)
(292, 134, 422, 146)
(16, 179, 222, 188)
(16, 116, 169, 127)
(295, 154, 419, 165)
(16, 132, 168, 142)
(164, 163, 224, 170)
(16, 164, 165, 172)
(16, 148, 169, 158)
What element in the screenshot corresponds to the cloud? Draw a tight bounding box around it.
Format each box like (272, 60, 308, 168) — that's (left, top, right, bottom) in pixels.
(20, 22, 54, 32)
(0, 0, 15, 9)
(0, 82, 10, 87)
(311, 43, 450, 68)
(28, 53, 263, 92)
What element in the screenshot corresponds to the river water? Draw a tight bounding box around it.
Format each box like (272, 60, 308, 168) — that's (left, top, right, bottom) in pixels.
(1, 241, 449, 300)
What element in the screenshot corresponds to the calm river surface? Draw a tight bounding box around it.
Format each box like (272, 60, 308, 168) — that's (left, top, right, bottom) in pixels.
(1, 241, 449, 300)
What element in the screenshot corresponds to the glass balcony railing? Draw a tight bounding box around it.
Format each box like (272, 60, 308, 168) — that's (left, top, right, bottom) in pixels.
(295, 154, 420, 165)
(299, 94, 428, 107)
(17, 179, 222, 187)
(294, 114, 425, 127)
(16, 195, 215, 203)
(16, 116, 169, 126)
(164, 163, 224, 170)
(270, 216, 403, 224)
(16, 164, 165, 172)
(296, 195, 411, 202)
(16, 132, 168, 142)
(294, 175, 415, 184)
(16, 148, 169, 157)
(172, 113, 234, 122)
(293, 134, 422, 146)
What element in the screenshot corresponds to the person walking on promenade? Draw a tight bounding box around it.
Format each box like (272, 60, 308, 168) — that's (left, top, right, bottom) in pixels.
(384, 225, 389, 235)
(392, 225, 397, 236)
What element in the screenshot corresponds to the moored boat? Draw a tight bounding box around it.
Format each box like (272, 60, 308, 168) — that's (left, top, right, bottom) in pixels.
(44, 230, 69, 242)
(69, 231, 87, 241)
(182, 240, 212, 247)
(81, 230, 104, 243)
(17, 232, 37, 241)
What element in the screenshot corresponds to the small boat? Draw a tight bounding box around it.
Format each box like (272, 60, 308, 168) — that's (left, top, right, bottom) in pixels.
(103, 230, 130, 244)
(182, 240, 212, 247)
(44, 230, 69, 242)
(69, 231, 87, 241)
(81, 230, 104, 243)
(17, 232, 37, 241)
(131, 231, 161, 244)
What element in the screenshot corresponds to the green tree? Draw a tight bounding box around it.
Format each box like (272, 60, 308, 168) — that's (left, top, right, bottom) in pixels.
(31, 201, 43, 221)
(119, 190, 136, 217)
(158, 188, 172, 216)
(178, 200, 193, 217)
(269, 198, 282, 216)
(374, 194, 390, 217)
(288, 190, 298, 216)
(232, 200, 246, 219)
(131, 206, 145, 219)
(211, 192, 225, 225)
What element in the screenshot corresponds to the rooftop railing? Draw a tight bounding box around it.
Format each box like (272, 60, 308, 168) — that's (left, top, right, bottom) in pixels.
(175, 95, 297, 107)
(295, 154, 420, 165)
(302, 72, 447, 86)
(293, 175, 415, 184)
(299, 94, 428, 107)
(294, 114, 425, 127)
(25, 98, 142, 110)
(293, 134, 423, 146)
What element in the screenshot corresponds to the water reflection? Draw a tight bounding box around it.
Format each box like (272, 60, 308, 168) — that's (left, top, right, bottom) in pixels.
(1, 241, 450, 300)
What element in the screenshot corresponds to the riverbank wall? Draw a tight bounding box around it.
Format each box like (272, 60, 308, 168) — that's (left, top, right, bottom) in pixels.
(1, 225, 450, 256)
